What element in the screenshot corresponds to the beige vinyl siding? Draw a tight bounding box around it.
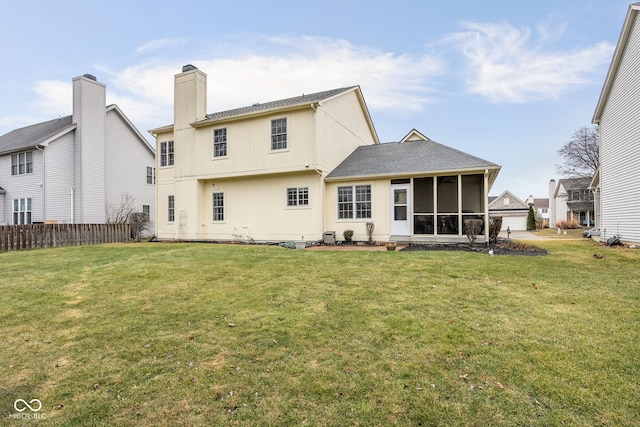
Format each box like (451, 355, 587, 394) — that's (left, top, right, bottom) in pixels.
(323, 179, 390, 242)
(317, 90, 377, 172)
(187, 109, 317, 179)
(45, 133, 75, 222)
(195, 172, 324, 242)
(155, 129, 175, 237)
(599, 13, 640, 243)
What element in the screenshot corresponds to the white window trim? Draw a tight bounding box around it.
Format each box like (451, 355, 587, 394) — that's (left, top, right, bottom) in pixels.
(337, 184, 373, 221)
(167, 195, 175, 223)
(11, 151, 33, 176)
(212, 191, 225, 222)
(160, 141, 174, 167)
(270, 116, 289, 152)
(213, 127, 229, 159)
(286, 187, 310, 209)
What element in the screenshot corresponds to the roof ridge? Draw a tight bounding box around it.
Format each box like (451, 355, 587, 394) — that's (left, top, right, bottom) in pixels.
(204, 86, 358, 120)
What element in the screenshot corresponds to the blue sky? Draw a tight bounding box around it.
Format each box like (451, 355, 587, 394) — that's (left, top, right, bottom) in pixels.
(0, 0, 632, 199)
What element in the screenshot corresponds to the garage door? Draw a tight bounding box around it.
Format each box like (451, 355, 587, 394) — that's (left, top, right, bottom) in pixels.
(500, 215, 527, 231)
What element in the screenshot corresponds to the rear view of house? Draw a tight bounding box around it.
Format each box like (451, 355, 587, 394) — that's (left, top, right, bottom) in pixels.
(0, 74, 155, 229)
(151, 65, 500, 244)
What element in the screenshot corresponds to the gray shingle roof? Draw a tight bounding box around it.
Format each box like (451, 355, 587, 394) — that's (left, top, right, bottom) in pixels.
(326, 139, 499, 180)
(0, 116, 74, 155)
(558, 177, 592, 190)
(197, 86, 358, 123)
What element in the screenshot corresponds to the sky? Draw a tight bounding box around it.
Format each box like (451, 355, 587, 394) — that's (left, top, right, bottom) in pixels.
(0, 0, 633, 199)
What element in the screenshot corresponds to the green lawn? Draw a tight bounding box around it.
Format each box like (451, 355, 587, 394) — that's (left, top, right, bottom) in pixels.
(1, 240, 639, 426)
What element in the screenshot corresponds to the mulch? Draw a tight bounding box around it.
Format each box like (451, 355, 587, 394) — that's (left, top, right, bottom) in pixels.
(400, 239, 548, 256)
(306, 239, 547, 255)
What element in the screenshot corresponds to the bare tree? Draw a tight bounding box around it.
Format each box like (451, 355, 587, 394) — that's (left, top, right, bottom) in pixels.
(556, 125, 599, 178)
(106, 192, 136, 224)
(129, 212, 152, 242)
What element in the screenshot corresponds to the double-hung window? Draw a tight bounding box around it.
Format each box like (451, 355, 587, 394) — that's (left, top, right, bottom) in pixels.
(271, 118, 287, 150)
(142, 205, 150, 221)
(146, 167, 155, 184)
(160, 141, 174, 166)
(13, 198, 32, 224)
(287, 187, 309, 207)
(168, 195, 175, 222)
(214, 128, 227, 157)
(338, 185, 371, 219)
(11, 151, 33, 175)
(212, 192, 224, 221)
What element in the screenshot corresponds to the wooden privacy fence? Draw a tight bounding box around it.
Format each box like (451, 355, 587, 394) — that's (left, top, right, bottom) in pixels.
(0, 223, 131, 251)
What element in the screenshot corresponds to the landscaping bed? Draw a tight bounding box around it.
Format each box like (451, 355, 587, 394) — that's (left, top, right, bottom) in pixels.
(401, 238, 548, 255)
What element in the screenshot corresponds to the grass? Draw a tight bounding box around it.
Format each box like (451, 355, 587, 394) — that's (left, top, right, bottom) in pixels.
(1, 239, 639, 426)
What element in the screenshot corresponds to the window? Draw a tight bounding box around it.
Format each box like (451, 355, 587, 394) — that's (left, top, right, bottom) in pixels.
(142, 205, 150, 221)
(287, 187, 309, 207)
(160, 141, 174, 166)
(212, 192, 224, 221)
(146, 167, 155, 184)
(214, 128, 227, 157)
(168, 195, 175, 222)
(11, 151, 33, 175)
(13, 198, 32, 224)
(338, 185, 371, 219)
(271, 118, 287, 150)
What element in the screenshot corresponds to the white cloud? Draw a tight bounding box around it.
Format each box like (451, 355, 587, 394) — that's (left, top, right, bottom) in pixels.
(136, 38, 186, 53)
(449, 21, 614, 102)
(32, 80, 72, 115)
(100, 35, 444, 132)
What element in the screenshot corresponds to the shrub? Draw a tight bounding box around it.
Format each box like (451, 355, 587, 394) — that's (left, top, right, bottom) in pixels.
(464, 219, 484, 244)
(489, 217, 502, 244)
(557, 219, 581, 229)
(366, 223, 375, 245)
(343, 229, 354, 243)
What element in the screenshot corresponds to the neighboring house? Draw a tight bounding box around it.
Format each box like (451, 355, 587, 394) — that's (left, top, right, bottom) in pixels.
(150, 65, 501, 244)
(548, 178, 594, 228)
(525, 195, 550, 224)
(591, 3, 640, 244)
(488, 190, 529, 231)
(0, 74, 155, 230)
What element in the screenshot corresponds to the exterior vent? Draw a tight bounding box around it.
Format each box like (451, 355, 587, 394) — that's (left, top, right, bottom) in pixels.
(182, 64, 198, 72)
(83, 74, 97, 81)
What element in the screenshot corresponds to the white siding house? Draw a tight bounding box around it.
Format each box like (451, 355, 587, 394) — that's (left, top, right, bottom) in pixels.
(0, 74, 155, 231)
(592, 3, 640, 244)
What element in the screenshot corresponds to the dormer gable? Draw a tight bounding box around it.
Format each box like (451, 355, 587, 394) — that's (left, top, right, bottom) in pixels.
(400, 128, 431, 143)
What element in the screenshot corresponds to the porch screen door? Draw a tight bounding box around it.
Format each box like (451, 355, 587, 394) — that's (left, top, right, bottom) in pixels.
(390, 185, 411, 236)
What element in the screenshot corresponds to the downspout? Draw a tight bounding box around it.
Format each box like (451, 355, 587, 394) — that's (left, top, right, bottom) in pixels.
(484, 170, 489, 243)
(70, 188, 74, 223)
(36, 144, 45, 222)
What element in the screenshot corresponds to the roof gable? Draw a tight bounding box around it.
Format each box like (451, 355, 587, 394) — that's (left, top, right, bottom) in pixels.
(0, 116, 74, 155)
(488, 190, 529, 210)
(593, 3, 640, 123)
(400, 128, 431, 142)
(107, 105, 155, 154)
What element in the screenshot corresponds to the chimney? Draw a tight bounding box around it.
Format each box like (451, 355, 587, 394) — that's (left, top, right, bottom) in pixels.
(174, 65, 207, 132)
(72, 74, 107, 223)
(549, 179, 557, 228)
